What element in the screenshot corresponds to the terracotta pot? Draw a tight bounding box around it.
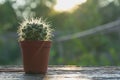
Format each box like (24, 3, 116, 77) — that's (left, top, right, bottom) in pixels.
(20, 41, 51, 74)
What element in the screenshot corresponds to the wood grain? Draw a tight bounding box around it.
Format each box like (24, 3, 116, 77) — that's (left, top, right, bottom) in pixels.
(0, 65, 120, 80)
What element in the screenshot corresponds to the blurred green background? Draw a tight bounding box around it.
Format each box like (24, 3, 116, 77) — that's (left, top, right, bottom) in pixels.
(0, 0, 120, 66)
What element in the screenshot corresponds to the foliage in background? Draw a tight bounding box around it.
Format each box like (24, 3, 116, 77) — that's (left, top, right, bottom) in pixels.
(0, 1, 18, 33)
(0, 0, 120, 65)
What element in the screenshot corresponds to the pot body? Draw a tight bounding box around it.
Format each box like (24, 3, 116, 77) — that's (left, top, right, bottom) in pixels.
(20, 41, 51, 74)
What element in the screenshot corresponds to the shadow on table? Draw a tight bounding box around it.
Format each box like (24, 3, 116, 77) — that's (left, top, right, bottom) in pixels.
(21, 74, 49, 80)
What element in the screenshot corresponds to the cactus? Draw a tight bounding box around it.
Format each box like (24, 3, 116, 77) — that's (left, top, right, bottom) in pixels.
(17, 18, 54, 41)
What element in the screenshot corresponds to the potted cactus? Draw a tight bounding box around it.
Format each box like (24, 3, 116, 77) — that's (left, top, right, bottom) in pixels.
(17, 18, 53, 74)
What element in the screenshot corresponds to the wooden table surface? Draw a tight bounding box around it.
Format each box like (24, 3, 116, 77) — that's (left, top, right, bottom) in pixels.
(0, 65, 120, 80)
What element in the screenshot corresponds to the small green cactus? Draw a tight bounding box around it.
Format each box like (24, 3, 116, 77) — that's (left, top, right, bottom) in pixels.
(17, 18, 54, 41)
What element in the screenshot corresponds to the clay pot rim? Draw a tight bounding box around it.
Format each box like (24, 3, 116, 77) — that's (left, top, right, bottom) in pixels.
(19, 40, 51, 43)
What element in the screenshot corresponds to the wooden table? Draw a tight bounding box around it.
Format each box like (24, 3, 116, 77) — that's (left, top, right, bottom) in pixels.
(0, 65, 120, 80)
